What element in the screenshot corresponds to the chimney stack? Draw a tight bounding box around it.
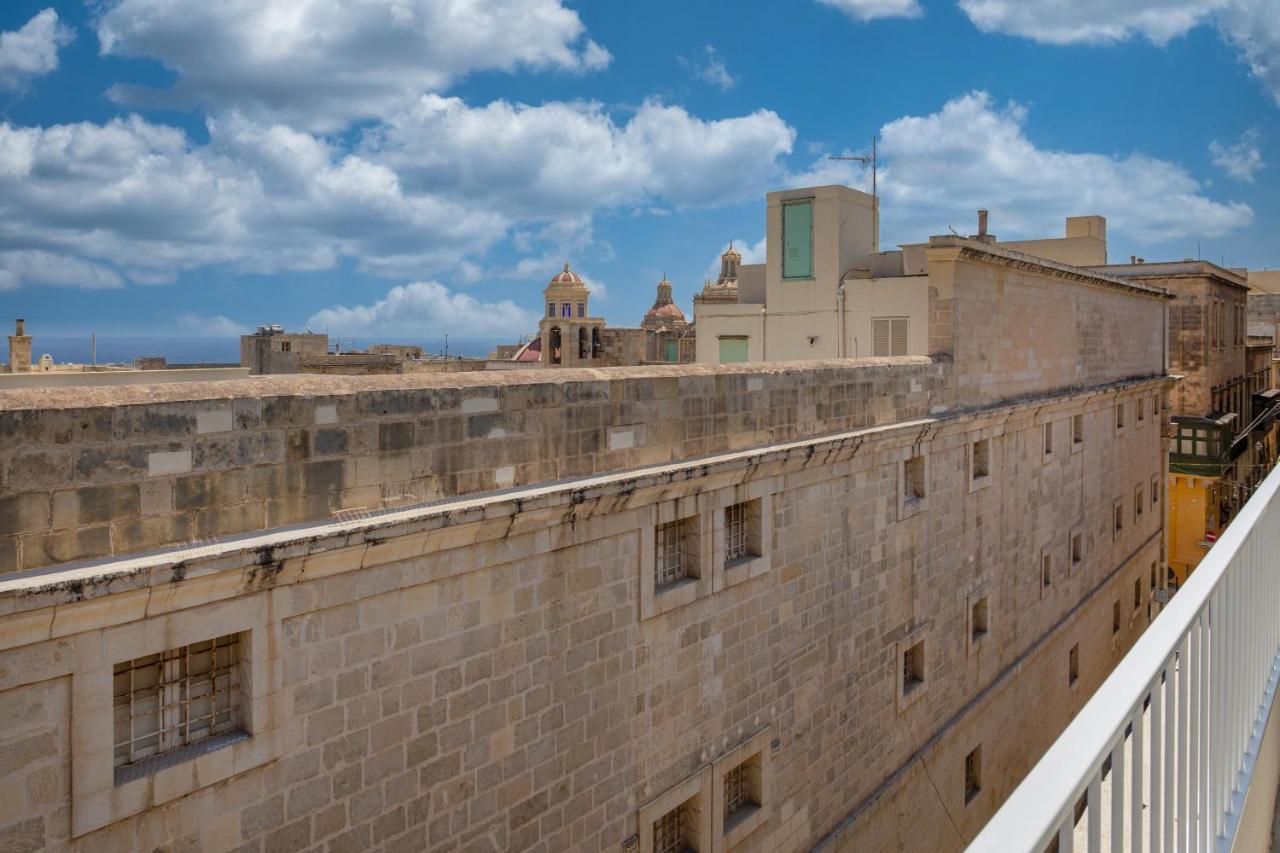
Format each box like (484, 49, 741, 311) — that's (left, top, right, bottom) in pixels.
(977, 209, 988, 237)
(8, 318, 32, 374)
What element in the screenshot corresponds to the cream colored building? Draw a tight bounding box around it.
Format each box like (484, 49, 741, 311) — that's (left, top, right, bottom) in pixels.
(695, 184, 1109, 364)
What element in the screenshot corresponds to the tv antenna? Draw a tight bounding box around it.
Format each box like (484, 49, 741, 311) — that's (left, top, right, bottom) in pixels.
(828, 135, 877, 200)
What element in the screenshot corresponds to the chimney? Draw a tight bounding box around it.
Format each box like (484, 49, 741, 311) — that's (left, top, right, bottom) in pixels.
(8, 317, 32, 374)
(977, 210, 988, 237)
(1130, 256, 1137, 264)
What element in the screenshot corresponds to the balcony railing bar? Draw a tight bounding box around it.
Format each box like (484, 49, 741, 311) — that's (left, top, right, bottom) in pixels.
(967, 462, 1280, 853)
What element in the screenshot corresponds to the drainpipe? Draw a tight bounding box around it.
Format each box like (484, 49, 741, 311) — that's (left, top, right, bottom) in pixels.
(837, 282, 846, 358)
(760, 307, 767, 362)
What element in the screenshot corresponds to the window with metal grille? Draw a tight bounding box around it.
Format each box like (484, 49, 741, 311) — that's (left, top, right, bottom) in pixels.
(871, 317, 908, 357)
(964, 746, 981, 804)
(655, 520, 688, 589)
(547, 302, 556, 317)
(577, 302, 585, 318)
(561, 302, 571, 317)
(724, 761, 755, 823)
(113, 634, 242, 782)
(725, 503, 750, 564)
(653, 803, 688, 853)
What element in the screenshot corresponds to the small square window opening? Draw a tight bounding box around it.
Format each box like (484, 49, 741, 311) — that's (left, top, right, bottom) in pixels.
(964, 747, 982, 805)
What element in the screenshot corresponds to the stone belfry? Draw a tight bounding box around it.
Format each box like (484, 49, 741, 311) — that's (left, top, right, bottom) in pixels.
(696, 243, 742, 304)
(538, 262, 605, 366)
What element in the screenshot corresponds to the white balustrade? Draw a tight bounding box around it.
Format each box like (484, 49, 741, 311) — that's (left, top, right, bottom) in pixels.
(969, 464, 1280, 853)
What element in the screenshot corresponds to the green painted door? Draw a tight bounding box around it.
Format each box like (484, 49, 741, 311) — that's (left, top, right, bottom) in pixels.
(665, 340, 679, 362)
(782, 200, 813, 279)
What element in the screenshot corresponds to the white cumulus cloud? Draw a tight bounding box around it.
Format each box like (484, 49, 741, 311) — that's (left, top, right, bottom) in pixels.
(817, 0, 923, 21)
(0, 8, 74, 91)
(96, 0, 610, 131)
(362, 95, 795, 216)
(955, 0, 1280, 105)
(956, 0, 1223, 45)
(308, 281, 538, 337)
(0, 92, 798, 291)
(798, 92, 1252, 246)
(1210, 130, 1264, 182)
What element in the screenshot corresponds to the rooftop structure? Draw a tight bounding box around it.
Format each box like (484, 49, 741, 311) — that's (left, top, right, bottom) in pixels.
(693, 184, 1116, 364)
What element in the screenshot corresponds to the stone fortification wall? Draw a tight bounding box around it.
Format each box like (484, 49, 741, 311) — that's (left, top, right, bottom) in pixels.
(0, 369, 1170, 852)
(0, 359, 945, 573)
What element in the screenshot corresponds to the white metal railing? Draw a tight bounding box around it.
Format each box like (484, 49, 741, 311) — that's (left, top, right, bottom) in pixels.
(969, 463, 1280, 853)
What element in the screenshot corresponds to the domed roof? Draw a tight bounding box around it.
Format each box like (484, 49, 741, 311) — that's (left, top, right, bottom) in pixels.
(644, 275, 687, 326)
(645, 303, 687, 322)
(548, 261, 584, 286)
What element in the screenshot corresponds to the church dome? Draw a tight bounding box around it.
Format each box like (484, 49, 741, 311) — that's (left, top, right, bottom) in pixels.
(643, 276, 687, 328)
(548, 261, 584, 286)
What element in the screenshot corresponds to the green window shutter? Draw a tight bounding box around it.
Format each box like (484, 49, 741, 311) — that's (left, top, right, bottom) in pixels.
(719, 338, 749, 364)
(782, 201, 813, 279)
(665, 340, 679, 362)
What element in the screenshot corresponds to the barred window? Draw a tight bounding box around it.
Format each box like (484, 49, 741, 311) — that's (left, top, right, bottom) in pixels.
(655, 520, 687, 589)
(113, 634, 243, 782)
(725, 503, 749, 563)
(964, 746, 982, 804)
(725, 762, 751, 821)
(653, 803, 689, 853)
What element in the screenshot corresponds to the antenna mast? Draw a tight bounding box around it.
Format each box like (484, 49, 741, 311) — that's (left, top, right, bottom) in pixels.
(828, 135, 879, 250)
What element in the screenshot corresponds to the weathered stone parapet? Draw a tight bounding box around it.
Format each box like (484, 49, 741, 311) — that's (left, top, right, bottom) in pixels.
(0, 371, 1171, 852)
(0, 359, 947, 573)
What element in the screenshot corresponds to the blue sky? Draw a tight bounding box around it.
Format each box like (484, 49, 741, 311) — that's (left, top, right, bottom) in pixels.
(0, 0, 1276, 351)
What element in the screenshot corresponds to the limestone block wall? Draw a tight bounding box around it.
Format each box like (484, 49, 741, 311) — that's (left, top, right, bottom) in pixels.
(596, 328, 647, 366)
(0, 372, 1169, 853)
(1163, 277, 1248, 416)
(941, 247, 1168, 407)
(0, 360, 946, 574)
